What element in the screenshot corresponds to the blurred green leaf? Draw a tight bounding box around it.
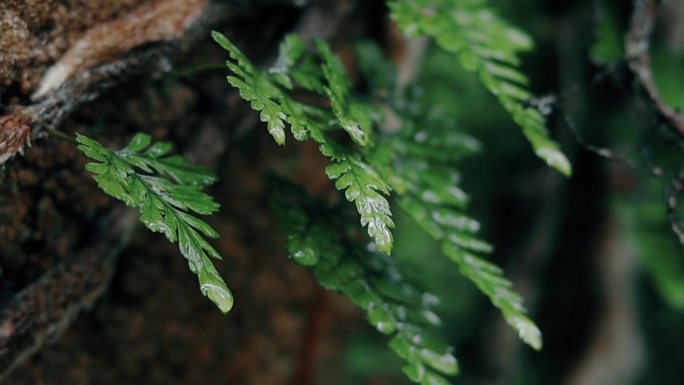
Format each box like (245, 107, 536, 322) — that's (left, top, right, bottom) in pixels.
(389, 0, 571, 176)
(268, 174, 458, 384)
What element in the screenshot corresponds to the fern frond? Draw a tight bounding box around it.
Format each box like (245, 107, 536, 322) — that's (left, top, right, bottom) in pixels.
(215, 28, 541, 349)
(119, 133, 217, 186)
(76, 133, 233, 313)
(316, 40, 373, 146)
(389, 0, 572, 176)
(326, 155, 394, 254)
(212, 31, 290, 145)
(269, 34, 307, 89)
(354, 42, 542, 350)
(370, 132, 542, 350)
(268, 174, 458, 384)
(212, 31, 395, 253)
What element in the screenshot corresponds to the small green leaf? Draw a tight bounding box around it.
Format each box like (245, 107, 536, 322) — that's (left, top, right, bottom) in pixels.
(77, 133, 231, 314)
(326, 156, 394, 254)
(270, 34, 306, 88)
(213, 32, 398, 254)
(268, 175, 458, 384)
(368, 304, 397, 334)
(125, 133, 151, 151)
(198, 255, 234, 313)
(317, 40, 372, 146)
(418, 348, 458, 375)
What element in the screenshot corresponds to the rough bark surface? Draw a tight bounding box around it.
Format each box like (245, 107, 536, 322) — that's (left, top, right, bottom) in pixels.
(0, 0, 144, 94)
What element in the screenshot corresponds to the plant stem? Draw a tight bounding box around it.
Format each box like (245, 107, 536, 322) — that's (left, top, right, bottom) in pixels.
(169, 63, 228, 78)
(45, 128, 78, 144)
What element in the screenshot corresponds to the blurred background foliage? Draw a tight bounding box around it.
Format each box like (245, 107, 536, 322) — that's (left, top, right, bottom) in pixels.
(334, 1, 684, 384)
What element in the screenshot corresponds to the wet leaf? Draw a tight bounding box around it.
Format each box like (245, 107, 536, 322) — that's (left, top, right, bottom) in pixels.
(76, 133, 232, 314)
(214, 31, 396, 253)
(268, 175, 458, 385)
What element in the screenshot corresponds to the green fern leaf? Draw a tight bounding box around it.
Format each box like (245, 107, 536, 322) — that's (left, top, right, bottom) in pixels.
(212, 31, 289, 145)
(355, 41, 398, 97)
(269, 34, 307, 89)
(326, 155, 394, 254)
(353, 41, 542, 350)
(389, 0, 572, 176)
(76, 133, 233, 313)
(214, 29, 541, 347)
(316, 40, 372, 146)
(370, 128, 542, 350)
(268, 174, 458, 384)
(213, 31, 395, 253)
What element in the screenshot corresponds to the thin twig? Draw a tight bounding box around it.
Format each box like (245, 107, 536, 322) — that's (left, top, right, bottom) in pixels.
(553, 102, 637, 168)
(627, 0, 684, 136)
(168, 62, 228, 78)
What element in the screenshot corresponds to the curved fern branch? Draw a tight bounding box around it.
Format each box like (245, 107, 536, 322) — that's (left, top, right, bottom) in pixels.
(76, 133, 233, 313)
(357, 41, 543, 349)
(389, 0, 572, 176)
(369, 130, 542, 350)
(214, 29, 542, 350)
(212, 31, 395, 254)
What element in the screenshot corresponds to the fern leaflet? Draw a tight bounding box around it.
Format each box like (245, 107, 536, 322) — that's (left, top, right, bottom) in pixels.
(357, 41, 543, 349)
(389, 0, 572, 176)
(317, 40, 373, 146)
(76, 133, 233, 313)
(212, 31, 395, 254)
(370, 132, 542, 349)
(268, 174, 458, 384)
(364, 122, 542, 349)
(214, 29, 542, 350)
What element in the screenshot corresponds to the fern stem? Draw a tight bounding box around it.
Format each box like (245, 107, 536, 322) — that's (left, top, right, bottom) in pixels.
(45, 128, 78, 144)
(169, 63, 229, 78)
